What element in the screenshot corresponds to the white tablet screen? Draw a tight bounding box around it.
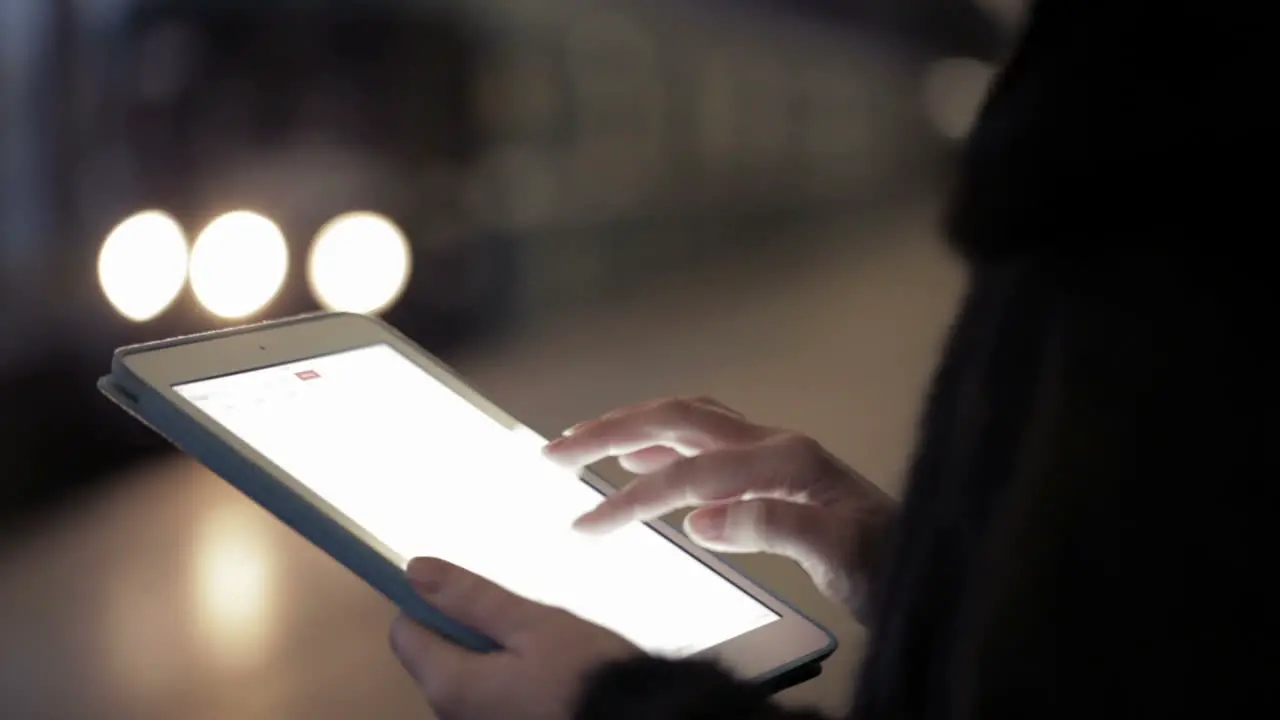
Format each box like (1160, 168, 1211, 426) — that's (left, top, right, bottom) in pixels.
(174, 343, 778, 657)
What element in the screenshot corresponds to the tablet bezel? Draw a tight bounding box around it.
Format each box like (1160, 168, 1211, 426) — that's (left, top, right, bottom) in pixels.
(114, 312, 836, 680)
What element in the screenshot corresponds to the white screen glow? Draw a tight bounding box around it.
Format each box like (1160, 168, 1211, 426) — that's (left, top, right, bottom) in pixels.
(174, 344, 777, 657)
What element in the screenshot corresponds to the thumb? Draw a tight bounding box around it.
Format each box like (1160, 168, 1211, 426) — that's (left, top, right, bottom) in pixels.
(391, 558, 542, 710)
(406, 557, 546, 642)
(684, 500, 851, 600)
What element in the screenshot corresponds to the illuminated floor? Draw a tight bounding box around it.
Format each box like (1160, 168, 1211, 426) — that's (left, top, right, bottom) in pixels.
(0, 208, 965, 720)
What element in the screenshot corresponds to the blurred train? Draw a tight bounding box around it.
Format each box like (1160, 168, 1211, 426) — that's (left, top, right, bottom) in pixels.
(0, 0, 1013, 514)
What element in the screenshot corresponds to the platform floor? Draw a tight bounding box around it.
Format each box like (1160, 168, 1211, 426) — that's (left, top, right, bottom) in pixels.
(0, 206, 966, 719)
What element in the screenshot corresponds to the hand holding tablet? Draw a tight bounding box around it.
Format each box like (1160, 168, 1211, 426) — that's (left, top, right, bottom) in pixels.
(389, 556, 644, 719)
(98, 312, 837, 690)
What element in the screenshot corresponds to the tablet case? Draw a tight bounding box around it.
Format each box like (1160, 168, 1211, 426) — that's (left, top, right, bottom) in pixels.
(98, 369, 502, 655)
(99, 312, 832, 693)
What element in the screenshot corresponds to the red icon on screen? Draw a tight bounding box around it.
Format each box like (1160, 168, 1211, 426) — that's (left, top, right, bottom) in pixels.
(295, 370, 321, 381)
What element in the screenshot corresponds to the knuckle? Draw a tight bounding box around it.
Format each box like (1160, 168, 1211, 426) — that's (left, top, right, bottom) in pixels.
(544, 606, 579, 628)
(771, 433, 831, 487)
(389, 621, 459, 708)
(661, 397, 756, 443)
(775, 432, 823, 461)
(659, 396, 700, 419)
(743, 497, 773, 529)
(421, 668, 463, 712)
(648, 398, 702, 440)
(616, 473, 654, 499)
(675, 453, 722, 500)
(388, 615, 413, 661)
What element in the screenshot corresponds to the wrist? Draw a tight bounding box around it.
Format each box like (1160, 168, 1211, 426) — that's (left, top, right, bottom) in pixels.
(849, 498, 898, 625)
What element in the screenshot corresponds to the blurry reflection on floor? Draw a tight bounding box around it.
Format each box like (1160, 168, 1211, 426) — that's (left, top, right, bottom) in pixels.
(0, 205, 965, 720)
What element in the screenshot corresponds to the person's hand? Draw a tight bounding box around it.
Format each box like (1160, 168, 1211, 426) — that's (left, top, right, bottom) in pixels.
(544, 397, 896, 619)
(390, 557, 641, 720)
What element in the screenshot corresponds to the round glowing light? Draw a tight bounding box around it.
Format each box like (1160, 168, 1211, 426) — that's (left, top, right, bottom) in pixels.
(97, 210, 190, 322)
(307, 212, 412, 315)
(189, 211, 289, 320)
(193, 503, 278, 670)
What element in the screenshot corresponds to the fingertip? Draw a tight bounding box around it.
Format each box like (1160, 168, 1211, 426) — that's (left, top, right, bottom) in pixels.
(570, 513, 598, 533)
(542, 454, 582, 472)
(406, 556, 443, 574)
(617, 446, 683, 474)
(571, 512, 615, 535)
(682, 509, 746, 554)
(540, 438, 579, 463)
(559, 419, 593, 438)
(540, 448, 569, 465)
(684, 505, 728, 542)
(406, 557, 449, 593)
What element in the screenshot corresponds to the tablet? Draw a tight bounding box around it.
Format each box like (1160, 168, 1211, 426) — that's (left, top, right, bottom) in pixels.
(99, 312, 835, 688)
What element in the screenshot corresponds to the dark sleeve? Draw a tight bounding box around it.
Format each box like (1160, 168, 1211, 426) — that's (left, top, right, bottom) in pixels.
(574, 657, 834, 720)
(945, 256, 1272, 718)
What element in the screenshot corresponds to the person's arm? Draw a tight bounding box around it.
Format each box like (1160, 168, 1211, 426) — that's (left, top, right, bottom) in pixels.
(575, 656, 834, 720)
(944, 256, 1269, 718)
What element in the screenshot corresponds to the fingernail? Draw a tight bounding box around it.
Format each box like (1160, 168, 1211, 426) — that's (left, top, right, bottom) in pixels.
(572, 512, 616, 535)
(542, 452, 572, 469)
(687, 507, 728, 541)
(544, 435, 572, 452)
(542, 446, 580, 467)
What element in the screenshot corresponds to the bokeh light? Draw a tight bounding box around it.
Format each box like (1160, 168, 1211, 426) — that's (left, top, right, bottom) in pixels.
(189, 211, 289, 320)
(192, 503, 278, 670)
(97, 210, 190, 322)
(307, 212, 412, 315)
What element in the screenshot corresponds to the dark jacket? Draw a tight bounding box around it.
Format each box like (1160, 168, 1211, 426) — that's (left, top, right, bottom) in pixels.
(575, 2, 1272, 718)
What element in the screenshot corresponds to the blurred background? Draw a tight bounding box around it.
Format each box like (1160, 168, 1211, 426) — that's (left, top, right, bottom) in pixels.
(0, 0, 1025, 717)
